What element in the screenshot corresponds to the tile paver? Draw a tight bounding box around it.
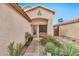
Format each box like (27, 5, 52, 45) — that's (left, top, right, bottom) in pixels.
(24, 38, 46, 56)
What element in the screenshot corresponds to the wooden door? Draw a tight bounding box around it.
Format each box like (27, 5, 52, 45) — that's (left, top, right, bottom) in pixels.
(54, 26, 59, 36)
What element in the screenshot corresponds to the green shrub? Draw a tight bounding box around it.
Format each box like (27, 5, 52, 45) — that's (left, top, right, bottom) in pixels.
(24, 32, 33, 47)
(45, 42, 55, 53)
(63, 43, 79, 56)
(45, 42, 63, 56)
(25, 32, 33, 42)
(45, 42, 79, 56)
(40, 35, 52, 46)
(51, 47, 63, 56)
(40, 35, 62, 47)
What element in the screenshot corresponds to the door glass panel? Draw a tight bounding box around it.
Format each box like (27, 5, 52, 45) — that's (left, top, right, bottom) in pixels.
(39, 25, 47, 33)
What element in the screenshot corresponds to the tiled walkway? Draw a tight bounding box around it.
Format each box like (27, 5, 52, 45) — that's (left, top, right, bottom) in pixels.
(24, 38, 46, 56)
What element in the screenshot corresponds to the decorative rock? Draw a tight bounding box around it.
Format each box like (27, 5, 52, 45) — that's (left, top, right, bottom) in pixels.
(47, 52, 51, 56)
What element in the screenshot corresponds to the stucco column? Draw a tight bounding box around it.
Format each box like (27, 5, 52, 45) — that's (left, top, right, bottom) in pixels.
(47, 18, 53, 36)
(37, 25, 39, 39)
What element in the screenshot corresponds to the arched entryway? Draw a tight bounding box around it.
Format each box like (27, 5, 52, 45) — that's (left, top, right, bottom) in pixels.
(31, 18, 48, 38)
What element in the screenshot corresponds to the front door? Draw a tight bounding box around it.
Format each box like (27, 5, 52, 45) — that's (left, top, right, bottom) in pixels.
(54, 26, 59, 36)
(39, 25, 47, 37)
(32, 25, 47, 38)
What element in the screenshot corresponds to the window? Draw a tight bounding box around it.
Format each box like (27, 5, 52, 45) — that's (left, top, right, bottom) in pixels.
(39, 25, 47, 33)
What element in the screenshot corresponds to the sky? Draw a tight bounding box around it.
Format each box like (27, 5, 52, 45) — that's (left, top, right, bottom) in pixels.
(19, 3, 79, 24)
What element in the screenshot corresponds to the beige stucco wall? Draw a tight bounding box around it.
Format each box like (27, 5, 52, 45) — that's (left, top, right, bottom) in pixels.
(26, 7, 54, 36)
(0, 4, 31, 55)
(32, 18, 48, 25)
(59, 22, 79, 39)
(26, 8, 53, 19)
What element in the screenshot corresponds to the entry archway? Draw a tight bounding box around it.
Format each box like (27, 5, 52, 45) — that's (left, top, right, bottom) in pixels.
(31, 18, 48, 38)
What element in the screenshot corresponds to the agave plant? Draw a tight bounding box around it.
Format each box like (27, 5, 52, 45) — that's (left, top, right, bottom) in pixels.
(8, 42, 22, 56)
(63, 43, 79, 56)
(8, 42, 14, 56)
(45, 42, 79, 56)
(14, 43, 22, 56)
(40, 35, 62, 47)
